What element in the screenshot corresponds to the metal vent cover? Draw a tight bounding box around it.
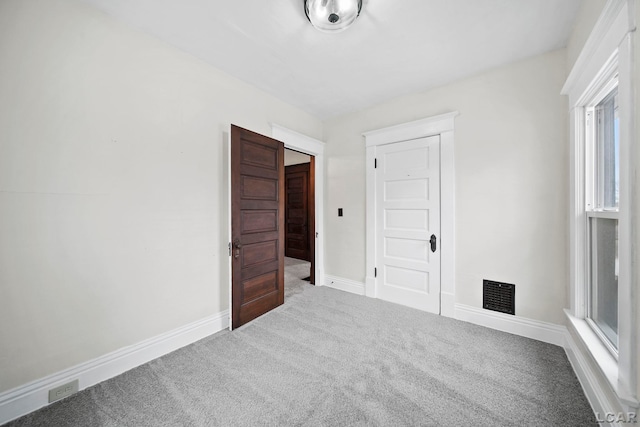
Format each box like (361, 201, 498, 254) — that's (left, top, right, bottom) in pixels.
(483, 280, 515, 315)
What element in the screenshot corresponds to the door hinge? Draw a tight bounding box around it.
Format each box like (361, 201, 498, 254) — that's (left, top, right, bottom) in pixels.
(374, 158, 377, 168)
(228, 242, 232, 256)
(374, 267, 377, 277)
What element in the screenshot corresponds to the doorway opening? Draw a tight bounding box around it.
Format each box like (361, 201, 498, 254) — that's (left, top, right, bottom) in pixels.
(284, 148, 315, 300)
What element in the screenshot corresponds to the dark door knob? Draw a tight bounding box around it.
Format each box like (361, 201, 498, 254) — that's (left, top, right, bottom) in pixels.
(430, 234, 437, 253)
(233, 238, 242, 259)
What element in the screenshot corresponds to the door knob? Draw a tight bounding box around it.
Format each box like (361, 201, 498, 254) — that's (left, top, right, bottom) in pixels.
(430, 234, 437, 253)
(233, 238, 242, 259)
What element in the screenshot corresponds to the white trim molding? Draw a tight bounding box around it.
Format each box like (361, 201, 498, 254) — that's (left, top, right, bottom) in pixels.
(0, 311, 229, 425)
(454, 304, 567, 347)
(362, 112, 458, 318)
(363, 112, 458, 147)
(562, 0, 639, 418)
(324, 275, 366, 296)
(271, 124, 326, 289)
(562, 0, 633, 102)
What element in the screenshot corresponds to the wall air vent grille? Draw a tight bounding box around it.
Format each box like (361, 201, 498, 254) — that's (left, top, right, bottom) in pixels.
(483, 280, 515, 315)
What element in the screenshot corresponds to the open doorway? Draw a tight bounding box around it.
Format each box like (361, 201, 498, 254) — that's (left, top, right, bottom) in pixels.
(284, 148, 314, 300)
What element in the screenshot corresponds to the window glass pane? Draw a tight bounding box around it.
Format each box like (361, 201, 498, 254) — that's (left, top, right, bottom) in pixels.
(595, 88, 619, 209)
(589, 217, 618, 349)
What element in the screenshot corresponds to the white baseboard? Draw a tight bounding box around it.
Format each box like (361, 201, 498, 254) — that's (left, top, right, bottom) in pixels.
(454, 304, 566, 347)
(325, 275, 365, 295)
(0, 310, 229, 425)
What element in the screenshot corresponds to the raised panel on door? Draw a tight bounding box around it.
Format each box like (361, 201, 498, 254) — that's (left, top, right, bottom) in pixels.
(376, 136, 441, 313)
(231, 125, 284, 329)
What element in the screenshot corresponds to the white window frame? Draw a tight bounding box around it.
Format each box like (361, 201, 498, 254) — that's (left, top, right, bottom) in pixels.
(562, 0, 636, 409)
(583, 73, 620, 357)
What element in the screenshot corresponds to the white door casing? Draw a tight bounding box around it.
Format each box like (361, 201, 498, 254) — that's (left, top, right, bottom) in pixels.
(376, 136, 441, 313)
(270, 124, 325, 288)
(363, 112, 457, 318)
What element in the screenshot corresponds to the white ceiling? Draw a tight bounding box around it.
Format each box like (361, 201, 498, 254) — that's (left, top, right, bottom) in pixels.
(81, 0, 582, 119)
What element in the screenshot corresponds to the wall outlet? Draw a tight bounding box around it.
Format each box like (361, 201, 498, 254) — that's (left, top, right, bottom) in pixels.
(48, 379, 79, 403)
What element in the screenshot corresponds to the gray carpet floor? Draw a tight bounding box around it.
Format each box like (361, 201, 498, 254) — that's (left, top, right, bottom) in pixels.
(6, 260, 595, 426)
(284, 257, 312, 299)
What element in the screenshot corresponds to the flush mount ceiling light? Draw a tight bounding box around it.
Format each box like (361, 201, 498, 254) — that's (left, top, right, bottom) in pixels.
(304, 0, 363, 33)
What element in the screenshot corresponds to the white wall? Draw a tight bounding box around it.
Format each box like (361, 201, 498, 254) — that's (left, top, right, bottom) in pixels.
(0, 0, 322, 393)
(323, 49, 569, 324)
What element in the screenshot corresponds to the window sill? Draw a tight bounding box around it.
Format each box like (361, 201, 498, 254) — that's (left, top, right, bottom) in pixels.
(566, 310, 640, 409)
(565, 309, 619, 393)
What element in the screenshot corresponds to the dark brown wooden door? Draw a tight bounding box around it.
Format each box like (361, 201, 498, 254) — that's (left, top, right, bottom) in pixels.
(285, 163, 310, 261)
(231, 125, 284, 329)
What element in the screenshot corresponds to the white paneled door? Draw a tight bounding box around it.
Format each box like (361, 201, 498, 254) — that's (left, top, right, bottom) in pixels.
(376, 136, 440, 313)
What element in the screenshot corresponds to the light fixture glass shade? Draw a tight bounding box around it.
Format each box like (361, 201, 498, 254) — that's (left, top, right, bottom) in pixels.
(304, 0, 363, 33)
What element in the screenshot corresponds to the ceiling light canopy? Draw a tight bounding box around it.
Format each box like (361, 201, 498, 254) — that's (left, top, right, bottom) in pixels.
(304, 0, 363, 33)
